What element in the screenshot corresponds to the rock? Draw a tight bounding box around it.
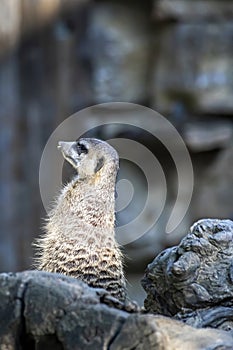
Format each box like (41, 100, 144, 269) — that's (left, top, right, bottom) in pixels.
(111, 315, 233, 350)
(0, 0, 21, 56)
(193, 144, 233, 219)
(87, 3, 151, 103)
(153, 0, 233, 21)
(151, 22, 233, 114)
(183, 120, 233, 152)
(0, 0, 89, 57)
(21, 0, 61, 34)
(176, 306, 233, 333)
(0, 270, 232, 349)
(0, 55, 21, 271)
(142, 218, 233, 331)
(0, 271, 129, 349)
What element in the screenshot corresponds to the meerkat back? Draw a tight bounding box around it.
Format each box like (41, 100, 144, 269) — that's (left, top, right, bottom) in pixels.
(34, 138, 127, 301)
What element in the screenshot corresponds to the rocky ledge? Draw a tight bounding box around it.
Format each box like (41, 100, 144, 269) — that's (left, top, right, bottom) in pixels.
(142, 218, 233, 333)
(1, 218, 233, 349)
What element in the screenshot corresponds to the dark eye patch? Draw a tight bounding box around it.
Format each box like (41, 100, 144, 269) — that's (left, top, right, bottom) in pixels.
(76, 142, 88, 155)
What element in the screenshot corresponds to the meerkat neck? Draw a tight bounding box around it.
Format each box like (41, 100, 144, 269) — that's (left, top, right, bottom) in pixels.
(46, 161, 118, 244)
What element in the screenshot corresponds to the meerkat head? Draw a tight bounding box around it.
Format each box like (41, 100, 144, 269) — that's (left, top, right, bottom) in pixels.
(58, 138, 119, 179)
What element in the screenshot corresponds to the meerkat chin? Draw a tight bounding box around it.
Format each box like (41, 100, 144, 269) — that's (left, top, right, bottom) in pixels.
(34, 138, 127, 301)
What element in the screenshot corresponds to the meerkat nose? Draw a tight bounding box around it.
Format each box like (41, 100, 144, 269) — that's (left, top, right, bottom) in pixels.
(57, 141, 65, 149)
(57, 141, 73, 152)
(58, 141, 69, 149)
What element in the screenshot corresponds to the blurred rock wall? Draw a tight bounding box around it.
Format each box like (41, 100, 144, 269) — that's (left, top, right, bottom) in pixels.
(0, 0, 232, 304)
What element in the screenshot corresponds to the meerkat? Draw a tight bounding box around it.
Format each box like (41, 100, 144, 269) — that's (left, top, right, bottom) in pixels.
(35, 138, 127, 301)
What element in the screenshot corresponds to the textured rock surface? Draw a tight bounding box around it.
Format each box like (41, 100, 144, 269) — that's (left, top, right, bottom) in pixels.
(87, 3, 151, 103)
(193, 144, 233, 219)
(153, 0, 233, 21)
(0, 0, 89, 56)
(142, 218, 233, 331)
(183, 121, 233, 152)
(0, 270, 233, 349)
(152, 22, 233, 114)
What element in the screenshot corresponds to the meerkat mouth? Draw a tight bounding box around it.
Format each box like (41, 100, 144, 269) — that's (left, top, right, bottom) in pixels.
(63, 155, 76, 166)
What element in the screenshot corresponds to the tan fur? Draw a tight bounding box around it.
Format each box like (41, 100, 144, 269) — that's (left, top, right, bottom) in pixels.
(34, 138, 126, 301)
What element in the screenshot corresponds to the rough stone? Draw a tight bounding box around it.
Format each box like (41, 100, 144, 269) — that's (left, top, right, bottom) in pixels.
(183, 120, 233, 152)
(152, 22, 233, 114)
(0, 0, 89, 57)
(0, 0, 21, 56)
(153, 0, 233, 21)
(87, 3, 151, 103)
(193, 144, 233, 219)
(142, 218, 233, 331)
(0, 270, 233, 349)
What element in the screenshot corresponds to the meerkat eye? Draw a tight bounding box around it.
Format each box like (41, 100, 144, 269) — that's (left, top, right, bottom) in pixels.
(76, 142, 88, 155)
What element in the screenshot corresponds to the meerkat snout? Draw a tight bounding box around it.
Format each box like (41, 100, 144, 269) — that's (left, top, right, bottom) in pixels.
(57, 140, 88, 170)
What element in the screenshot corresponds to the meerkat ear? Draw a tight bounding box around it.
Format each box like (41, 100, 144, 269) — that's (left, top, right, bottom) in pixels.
(95, 157, 105, 173)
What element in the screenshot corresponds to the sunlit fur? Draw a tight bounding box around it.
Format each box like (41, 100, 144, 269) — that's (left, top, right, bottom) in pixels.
(34, 138, 126, 301)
